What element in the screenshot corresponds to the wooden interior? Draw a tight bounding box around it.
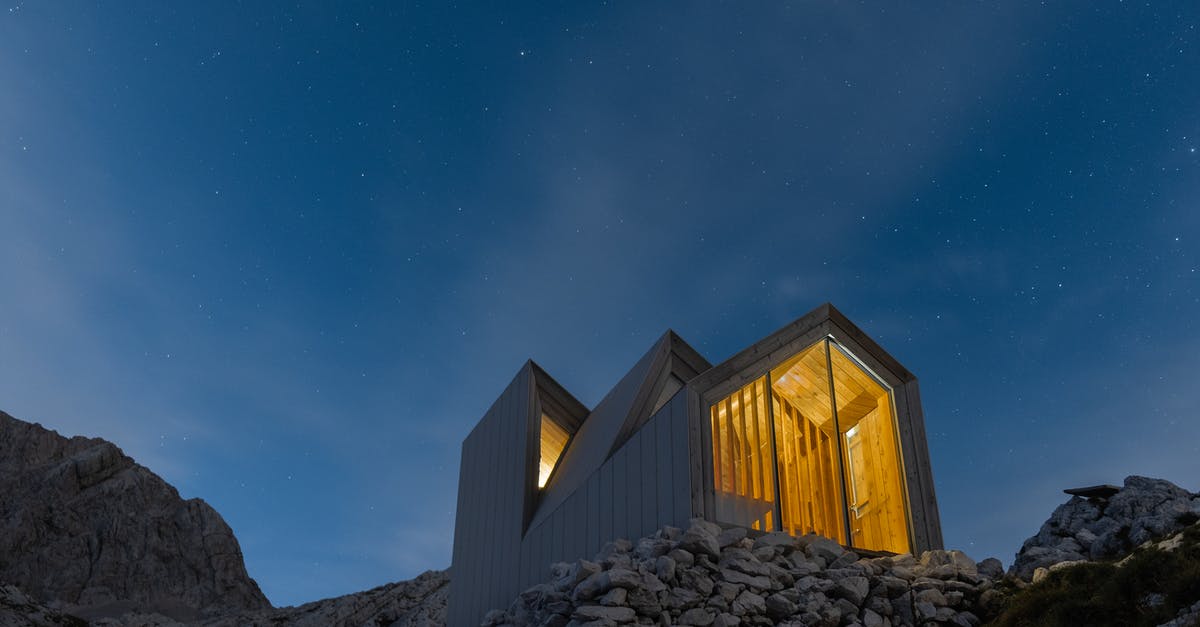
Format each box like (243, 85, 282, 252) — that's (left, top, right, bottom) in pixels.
(538, 415, 570, 488)
(708, 338, 911, 553)
(828, 346, 909, 553)
(709, 377, 776, 531)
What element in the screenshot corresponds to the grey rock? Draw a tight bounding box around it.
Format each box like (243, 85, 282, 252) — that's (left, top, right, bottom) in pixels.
(599, 589, 628, 607)
(0, 584, 87, 627)
(636, 538, 675, 562)
(914, 600, 937, 622)
(625, 587, 662, 616)
(764, 593, 797, 620)
(860, 607, 884, 627)
(201, 569, 449, 627)
(831, 577, 870, 606)
(730, 591, 765, 617)
(666, 588, 704, 611)
(0, 411, 269, 622)
(678, 571, 714, 598)
(718, 569, 771, 591)
(976, 558, 1003, 579)
(669, 549, 696, 568)
(656, 557, 678, 582)
(574, 605, 636, 623)
(913, 588, 946, 607)
(715, 582, 740, 603)
(680, 522, 721, 560)
(805, 537, 845, 564)
(751, 532, 797, 553)
(717, 528, 748, 549)
(712, 613, 740, 627)
(1011, 475, 1200, 579)
(678, 608, 714, 626)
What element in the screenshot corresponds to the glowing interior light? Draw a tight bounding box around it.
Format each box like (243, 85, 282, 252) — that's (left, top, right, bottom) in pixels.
(538, 415, 569, 489)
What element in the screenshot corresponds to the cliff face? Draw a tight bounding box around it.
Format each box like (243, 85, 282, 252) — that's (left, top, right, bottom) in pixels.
(0, 410, 270, 621)
(1010, 476, 1200, 581)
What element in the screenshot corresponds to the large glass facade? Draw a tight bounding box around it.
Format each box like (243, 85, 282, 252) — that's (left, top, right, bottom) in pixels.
(709, 338, 910, 553)
(709, 377, 776, 531)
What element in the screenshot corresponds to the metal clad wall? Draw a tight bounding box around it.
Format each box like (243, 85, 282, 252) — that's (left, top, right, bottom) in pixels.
(448, 366, 535, 627)
(671, 390, 693, 526)
(624, 434, 641, 541)
(586, 472, 601, 557)
(452, 385, 696, 627)
(655, 402, 674, 530)
(641, 423, 658, 537)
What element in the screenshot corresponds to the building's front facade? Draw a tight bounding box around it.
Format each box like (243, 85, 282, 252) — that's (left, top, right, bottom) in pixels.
(448, 304, 942, 627)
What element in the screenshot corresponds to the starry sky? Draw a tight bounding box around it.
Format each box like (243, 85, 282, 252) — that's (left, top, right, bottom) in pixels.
(2, 1, 1198, 608)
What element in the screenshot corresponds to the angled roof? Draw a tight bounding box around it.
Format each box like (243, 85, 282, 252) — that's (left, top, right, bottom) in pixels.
(529, 330, 710, 529)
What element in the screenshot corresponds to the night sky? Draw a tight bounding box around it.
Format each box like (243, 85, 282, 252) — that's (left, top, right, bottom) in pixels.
(2, 2, 1198, 608)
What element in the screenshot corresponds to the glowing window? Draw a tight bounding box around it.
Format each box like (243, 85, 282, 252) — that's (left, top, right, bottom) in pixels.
(708, 338, 911, 553)
(538, 414, 569, 488)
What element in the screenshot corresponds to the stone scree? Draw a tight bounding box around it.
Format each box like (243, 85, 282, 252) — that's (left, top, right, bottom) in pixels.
(1009, 475, 1200, 582)
(483, 519, 1005, 627)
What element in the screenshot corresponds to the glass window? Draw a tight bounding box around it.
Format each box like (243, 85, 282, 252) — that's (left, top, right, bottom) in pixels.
(709, 377, 776, 531)
(708, 338, 911, 553)
(538, 415, 569, 488)
(770, 341, 848, 544)
(828, 344, 909, 553)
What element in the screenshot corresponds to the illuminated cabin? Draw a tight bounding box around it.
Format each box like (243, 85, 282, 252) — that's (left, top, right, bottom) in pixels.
(448, 304, 942, 627)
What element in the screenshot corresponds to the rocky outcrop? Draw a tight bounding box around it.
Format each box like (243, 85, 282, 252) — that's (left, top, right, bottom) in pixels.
(0, 410, 270, 621)
(486, 519, 1004, 627)
(1010, 476, 1200, 580)
(0, 584, 87, 627)
(195, 568, 449, 627)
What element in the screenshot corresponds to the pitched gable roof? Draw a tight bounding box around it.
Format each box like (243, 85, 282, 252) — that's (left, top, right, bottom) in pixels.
(529, 330, 710, 530)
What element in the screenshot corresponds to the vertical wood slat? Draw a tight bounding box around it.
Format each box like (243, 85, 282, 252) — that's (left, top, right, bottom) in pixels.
(569, 491, 585, 565)
(676, 390, 695, 526)
(612, 447, 628, 542)
(641, 423, 657, 538)
(549, 506, 562, 565)
(625, 433, 642, 540)
(600, 460, 614, 551)
(498, 369, 525, 610)
(587, 472, 601, 559)
(656, 407, 674, 530)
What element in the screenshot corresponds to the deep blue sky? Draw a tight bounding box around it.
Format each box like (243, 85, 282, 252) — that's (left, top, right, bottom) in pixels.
(2, 1, 1197, 608)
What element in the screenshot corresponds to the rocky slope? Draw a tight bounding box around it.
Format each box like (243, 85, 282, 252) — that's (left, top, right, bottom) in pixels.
(485, 477, 1200, 627)
(1009, 476, 1200, 581)
(194, 568, 449, 627)
(485, 519, 1007, 627)
(0, 410, 269, 621)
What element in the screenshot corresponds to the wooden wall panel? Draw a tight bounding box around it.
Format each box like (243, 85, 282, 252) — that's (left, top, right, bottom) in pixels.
(612, 447, 628, 541)
(641, 422, 658, 537)
(673, 390, 694, 526)
(586, 472, 601, 558)
(654, 399, 675, 530)
(599, 460, 613, 552)
(624, 433, 642, 541)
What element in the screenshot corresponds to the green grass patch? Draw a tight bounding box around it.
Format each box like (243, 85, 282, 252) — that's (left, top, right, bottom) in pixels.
(987, 524, 1200, 627)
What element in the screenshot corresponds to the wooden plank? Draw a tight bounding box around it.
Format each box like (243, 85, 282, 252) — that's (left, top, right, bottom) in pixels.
(599, 460, 613, 551)
(674, 390, 694, 526)
(552, 505, 566, 565)
(612, 447, 628, 541)
(586, 471, 600, 559)
(655, 407, 673, 532)
(641, 421, 657, 537)
(566, 491, 584, 564)
(624, 431, 642, 540)
(688, 387, 706, 523)
(903, 379, 942, 550)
